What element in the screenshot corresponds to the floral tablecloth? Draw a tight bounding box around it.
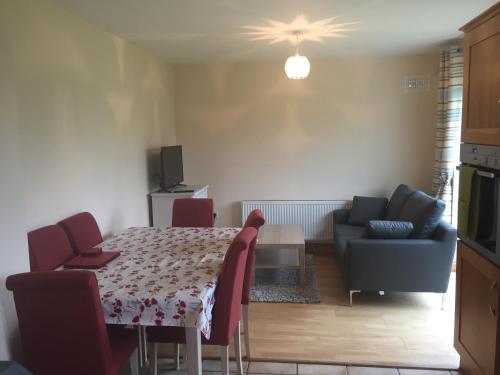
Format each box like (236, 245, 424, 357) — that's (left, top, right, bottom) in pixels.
(93, 226, 240, 338)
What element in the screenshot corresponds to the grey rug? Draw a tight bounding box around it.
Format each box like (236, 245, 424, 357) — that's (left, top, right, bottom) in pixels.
(250, 254, 320, 304)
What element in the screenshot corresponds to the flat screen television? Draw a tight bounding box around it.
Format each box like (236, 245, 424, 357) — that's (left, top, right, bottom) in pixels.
(160, 145, 184, 190)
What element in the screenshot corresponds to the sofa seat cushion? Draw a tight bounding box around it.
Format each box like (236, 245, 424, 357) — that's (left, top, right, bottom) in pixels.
(399, 191, 446, 239)
(347, 196, 388, 226)
(385, 184, 415, 220)
(363, 220, 414, 239)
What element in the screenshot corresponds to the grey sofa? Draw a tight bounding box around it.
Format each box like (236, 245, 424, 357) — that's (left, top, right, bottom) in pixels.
(333, 186, 457, 306)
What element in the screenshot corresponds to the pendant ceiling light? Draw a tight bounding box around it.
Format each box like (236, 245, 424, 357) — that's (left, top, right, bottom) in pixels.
(285, 31, 310, 80)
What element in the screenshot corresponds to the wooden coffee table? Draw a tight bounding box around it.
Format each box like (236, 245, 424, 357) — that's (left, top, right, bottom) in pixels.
(254, 224, 306, 286)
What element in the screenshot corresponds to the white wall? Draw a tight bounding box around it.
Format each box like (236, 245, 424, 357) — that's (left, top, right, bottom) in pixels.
(174, 56, 439, 226)
(0, 0, 176, 359)
(0, 37, 29, 359)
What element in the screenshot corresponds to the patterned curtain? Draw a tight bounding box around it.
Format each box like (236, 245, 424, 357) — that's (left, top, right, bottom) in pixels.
(432, 46, 463, 223)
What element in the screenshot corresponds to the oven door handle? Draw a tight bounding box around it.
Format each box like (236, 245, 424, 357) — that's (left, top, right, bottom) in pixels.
(456, 166, 497, 179)
(477, 170, 496, 179)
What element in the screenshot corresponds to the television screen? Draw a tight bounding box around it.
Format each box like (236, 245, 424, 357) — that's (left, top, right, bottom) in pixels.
(160, 145, 183, 190)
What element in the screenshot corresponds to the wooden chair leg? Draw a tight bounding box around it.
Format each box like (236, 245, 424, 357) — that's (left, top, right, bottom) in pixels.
(130, 348, 139, 375)
(233, 323, 243, 375)
(243, 304, 250, 360)
(221, 345, 229, 375)
(149, 343, 158, 375)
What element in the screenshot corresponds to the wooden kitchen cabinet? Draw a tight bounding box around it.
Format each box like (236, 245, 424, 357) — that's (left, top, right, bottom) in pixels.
(460, 3, 500, 146)
(455, 241, 500, 375)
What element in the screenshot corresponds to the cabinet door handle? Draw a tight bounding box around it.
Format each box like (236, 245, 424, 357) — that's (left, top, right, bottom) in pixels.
(490, 304, 497, 317)
(491, 281, 498, 290)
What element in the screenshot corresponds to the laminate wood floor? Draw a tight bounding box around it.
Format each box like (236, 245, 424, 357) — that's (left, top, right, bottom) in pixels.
(245, 246, 459, 370)
(162, 245, 460, 370)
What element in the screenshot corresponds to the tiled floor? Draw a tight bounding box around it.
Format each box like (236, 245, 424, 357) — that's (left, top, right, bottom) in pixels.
(132, 360, 461, 375)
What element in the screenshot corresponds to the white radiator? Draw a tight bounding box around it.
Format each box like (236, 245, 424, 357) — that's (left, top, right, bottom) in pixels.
(241, 200, 352, 242)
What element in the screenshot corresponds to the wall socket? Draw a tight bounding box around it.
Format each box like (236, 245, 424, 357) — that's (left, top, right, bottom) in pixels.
(402, 75, 431, 92)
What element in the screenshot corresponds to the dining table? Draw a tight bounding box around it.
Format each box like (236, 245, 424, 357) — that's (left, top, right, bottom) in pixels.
(91, 226, 241, 375)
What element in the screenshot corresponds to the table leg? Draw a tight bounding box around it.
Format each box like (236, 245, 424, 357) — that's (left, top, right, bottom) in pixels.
(298, 245, 306, 287)
(130, 348, 140, 375)
(142, 326, 149, 366)
(185, 327, 202, 375)
(137, 326, 144, 368)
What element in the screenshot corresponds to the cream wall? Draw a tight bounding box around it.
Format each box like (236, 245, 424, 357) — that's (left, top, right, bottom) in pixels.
(0, 41, 28, 359)
(174, 55, 439, 226)
(0, 0, 176, 359)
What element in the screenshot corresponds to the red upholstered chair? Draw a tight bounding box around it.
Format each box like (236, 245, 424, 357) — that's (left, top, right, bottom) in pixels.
(241, 209, 265, 360)
(6, 271, 139, 375)
(58, 212, 103, 253)
(27, 225, 75, 271)
(147, 227, 258, 375)
(172, 198, 214, 227)
(171, 198, 215, 368)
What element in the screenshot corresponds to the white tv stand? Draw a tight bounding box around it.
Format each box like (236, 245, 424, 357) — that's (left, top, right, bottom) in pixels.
(150, 185, 209, 227)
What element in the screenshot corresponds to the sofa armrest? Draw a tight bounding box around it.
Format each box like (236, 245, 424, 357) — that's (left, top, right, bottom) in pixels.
(345, 238, 455, 293)
(432, 220, 457, 246)
(333, 209, 351, 224)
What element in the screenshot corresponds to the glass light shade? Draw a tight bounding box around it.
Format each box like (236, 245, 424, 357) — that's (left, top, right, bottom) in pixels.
(285, 54, 310, 79)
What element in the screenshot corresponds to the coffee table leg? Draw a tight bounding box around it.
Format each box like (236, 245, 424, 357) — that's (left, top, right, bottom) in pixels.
(298, 245, 306, 286)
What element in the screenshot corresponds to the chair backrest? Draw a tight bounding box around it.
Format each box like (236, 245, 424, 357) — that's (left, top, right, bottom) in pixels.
(172, 198, 214, 227)
(210, 227, 257, 345)
(6, 271, 113, 375)
(242, 210, 265, 305)
(243, 209, 265, 229)
(27, 225, 75, 271)
(58, 212, 103, 253)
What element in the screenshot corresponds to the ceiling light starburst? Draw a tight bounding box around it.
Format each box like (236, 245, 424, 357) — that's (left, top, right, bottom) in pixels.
(242, 15, 357, 45)
(242, 15, 357, 80)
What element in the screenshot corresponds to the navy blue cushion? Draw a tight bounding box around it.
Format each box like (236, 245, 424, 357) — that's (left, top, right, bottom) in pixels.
(385, 184, 415, 220)
(363, 220, 414, 239)
(399, 191, 446, 239)
(348, 196, 388, 226)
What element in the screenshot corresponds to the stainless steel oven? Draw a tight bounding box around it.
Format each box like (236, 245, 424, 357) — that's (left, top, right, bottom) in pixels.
(458, 143, 500, 265)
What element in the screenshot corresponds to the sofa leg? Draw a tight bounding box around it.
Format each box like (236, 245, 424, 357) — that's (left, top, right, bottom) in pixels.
(441, 293, 446, 310)
(349, 290, 360, 306)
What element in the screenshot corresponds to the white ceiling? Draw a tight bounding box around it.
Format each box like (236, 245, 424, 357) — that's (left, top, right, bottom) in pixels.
(53, 0, 497, 63)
